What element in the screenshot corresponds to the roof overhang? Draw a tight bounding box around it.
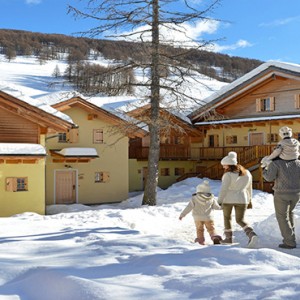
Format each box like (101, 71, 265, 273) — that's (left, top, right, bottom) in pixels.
(50, 147, 99, 163)
(195, 114, 300, 126)
(0, 143, 46, 163)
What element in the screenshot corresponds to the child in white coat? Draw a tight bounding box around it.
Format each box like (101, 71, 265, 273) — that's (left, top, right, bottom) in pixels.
(179, 180, 222, 245)
(268, 126, 300, 161)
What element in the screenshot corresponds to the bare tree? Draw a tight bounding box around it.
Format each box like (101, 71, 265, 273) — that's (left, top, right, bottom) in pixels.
(68, 0, 223, 206)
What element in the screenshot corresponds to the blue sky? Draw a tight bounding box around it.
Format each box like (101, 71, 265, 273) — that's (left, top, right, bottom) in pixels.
(1, 0, 300, 64)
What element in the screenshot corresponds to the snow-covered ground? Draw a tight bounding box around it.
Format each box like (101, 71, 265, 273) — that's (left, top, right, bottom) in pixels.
(0, 178, 300, 299)
(1, 54, 300, 299)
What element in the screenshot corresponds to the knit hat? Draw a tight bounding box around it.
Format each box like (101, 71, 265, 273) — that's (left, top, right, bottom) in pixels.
(196, 180, 211, 193)
(221, 151, 238, 166)
(279, 126, 292, 139)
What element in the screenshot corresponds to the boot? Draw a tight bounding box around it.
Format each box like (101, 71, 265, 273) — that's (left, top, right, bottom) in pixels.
(244, 226, 258, 247)
(194, 237, 205, 245)
(221, 231, 233, 244)
(211, 235, 222, 245)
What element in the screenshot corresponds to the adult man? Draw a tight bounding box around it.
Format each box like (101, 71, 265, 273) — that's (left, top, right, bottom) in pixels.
(262, 157, 300, 249)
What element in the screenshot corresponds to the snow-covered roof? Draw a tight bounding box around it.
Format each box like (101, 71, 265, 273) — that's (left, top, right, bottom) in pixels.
(0, 83, 75, 125)
(190, 61, 300, 119)
(0, 143, 46, 156)
(55, 148, 99, 157)
(195, 114, 300, 126)
(36, 90, 84, 106)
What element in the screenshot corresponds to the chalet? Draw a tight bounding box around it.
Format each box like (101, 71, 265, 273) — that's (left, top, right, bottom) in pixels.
(188, 61, 300, 191)
(126, 104, 203, 190)
(45, 96, 146, 205)
(0, 86, 75, 216)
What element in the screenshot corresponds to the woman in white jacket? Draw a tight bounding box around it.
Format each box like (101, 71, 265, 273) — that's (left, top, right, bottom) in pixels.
(219, 151, 257, 247)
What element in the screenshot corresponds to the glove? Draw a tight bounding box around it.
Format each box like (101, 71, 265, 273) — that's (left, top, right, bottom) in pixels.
(261, 156, 271, 169)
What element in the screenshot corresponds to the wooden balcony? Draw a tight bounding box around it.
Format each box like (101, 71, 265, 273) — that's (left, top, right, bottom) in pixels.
(129, 144, 191, 160)
(130, 144, 275, 161)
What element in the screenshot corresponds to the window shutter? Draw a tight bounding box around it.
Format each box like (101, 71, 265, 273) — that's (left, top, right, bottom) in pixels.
(6, 178, 16, 192)
(103, 172, 110, 183)
(67, 128, 79, 143)
(256, 99, 261, 112)
(267, 134, 271, 143)
(93, 129, 103, 144)
(226, 136, 231, 144)
(295, 94, 300, 109)
(214, 134, 219, 147)
(269, 97, 275, 111)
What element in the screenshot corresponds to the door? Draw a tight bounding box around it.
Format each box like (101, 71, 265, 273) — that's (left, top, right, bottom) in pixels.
(55, 170, 77, 204)
(249, 132, 264, 146)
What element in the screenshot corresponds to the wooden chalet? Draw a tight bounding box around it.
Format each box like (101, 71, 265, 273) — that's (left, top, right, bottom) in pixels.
(187, 61, 300, 191)
(46, 96, 146, 205)
(127, 105, 203, 190)
(0, 88, 75, 216)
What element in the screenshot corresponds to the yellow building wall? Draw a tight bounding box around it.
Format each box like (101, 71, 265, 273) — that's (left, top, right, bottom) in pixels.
(129, 159, 196, 191)
(45, 107, 129, 205)
(0, 160, 45, 217)
(202, 123, 293, 148)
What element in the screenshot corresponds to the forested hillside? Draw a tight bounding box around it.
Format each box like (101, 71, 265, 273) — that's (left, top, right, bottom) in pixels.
(0, 29, 262, 84)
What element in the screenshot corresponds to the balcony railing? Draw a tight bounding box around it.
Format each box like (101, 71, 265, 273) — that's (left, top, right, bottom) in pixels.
(130, 144, 275, 161)
(129, 144, 191, 160)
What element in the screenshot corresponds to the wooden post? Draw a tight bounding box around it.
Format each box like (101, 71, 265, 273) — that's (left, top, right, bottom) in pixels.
(259, 165, 264, 191)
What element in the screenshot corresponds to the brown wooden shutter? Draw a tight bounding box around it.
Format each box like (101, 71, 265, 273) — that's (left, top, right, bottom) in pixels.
(214, 134, 219, 147)
(67, 128, 79, 143)
(256, 98, 261, 112)
(270, 97, 275, 111)
(6, 178, 16, 192)
(93, 129, 103, 144)
(295, 94, 300, 109)
(103, 172, 110, 183)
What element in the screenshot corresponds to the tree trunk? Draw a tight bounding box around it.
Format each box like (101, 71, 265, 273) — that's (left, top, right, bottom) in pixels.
(142, 0, 160, 206)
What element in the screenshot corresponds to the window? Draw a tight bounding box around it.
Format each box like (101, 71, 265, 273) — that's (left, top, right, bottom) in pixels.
(267, 133, 279, 143)
(161, 168, 170, 176)
(174, 136, 184, 144)
(95, 171, 110, 183)
(226, 135, 237, 144)
(208, 134, 219, 147)
(6, 177, 28, 192)
(175, 168, 185, 176)
(58, 133, 67, 143)
(93, 129, 104, 144)
(256, 97, 275, 112)
(58, 129, 79, 143)
(161, 136, 170, 144)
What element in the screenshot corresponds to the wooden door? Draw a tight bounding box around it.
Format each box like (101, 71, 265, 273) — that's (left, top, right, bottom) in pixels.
(55, 170, 77, 204)
(249, 132, 264, 146)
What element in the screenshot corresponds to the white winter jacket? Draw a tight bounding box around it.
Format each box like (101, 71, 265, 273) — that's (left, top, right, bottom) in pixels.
(268, 137, 300, 161)
(218, 170, 252, 205)
(180, 193, 221, 221)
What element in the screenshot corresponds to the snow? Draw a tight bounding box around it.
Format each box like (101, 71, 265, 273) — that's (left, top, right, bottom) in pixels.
(1, 177, 300, 299)
(55, 147, 99, 157)
(195, 114, 300, 126)
(1, 54, 300, 299)
(0, 143, 46, 155)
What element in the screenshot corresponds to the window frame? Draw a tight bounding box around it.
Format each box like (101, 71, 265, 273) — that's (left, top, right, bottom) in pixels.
(6, 177, 28, 192)
(95, 171, 110, 183)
